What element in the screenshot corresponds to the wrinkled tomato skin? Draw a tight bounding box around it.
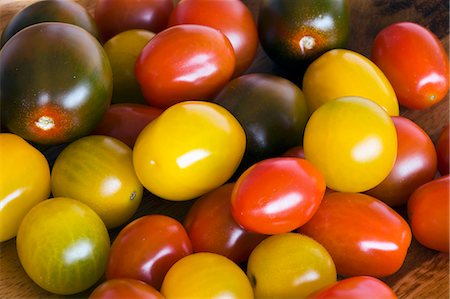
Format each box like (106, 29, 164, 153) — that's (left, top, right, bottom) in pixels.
(184, 183, 267, 264)
(372, 22, 449, 110)
(407, 175, 449, 253)
(89, 279, 163, 299)
(106, 215, 192, 290)
(298, 192, 412, 277)
(169, 0, 258, 76)
(366, 116, 437, 206)
(436, 125, 449, 175)
(91, 104, 162, 148)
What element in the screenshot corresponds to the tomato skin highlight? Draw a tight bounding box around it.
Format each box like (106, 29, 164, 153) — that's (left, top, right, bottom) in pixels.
(372, 22, 449, 110)
(89, 279, 163, 299)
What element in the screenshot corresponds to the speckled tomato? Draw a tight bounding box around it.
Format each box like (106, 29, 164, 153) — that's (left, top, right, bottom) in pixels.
(89, 279, 163, 299)
(0, 22, 112, 145)
(436, 125, 449, 175)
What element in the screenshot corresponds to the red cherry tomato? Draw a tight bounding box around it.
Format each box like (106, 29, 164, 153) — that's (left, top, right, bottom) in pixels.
(89, 279, 163, 299)
(365, 116, 437, 206)
(372, 22, 449, 110)
(298, 192, 412, 277)
(231, 157, 326, 234)
(135, 24, 235, 109)
(407, 175, 449, 253)
(168, 0, 258, 76)
(184, 183, 267, 264)
(106, 215, 192, 289)
(307, 276, 397, 299)
(436, 125, 449, 175)
(91, 103, 162, 148)
(94, 0, 173, 41)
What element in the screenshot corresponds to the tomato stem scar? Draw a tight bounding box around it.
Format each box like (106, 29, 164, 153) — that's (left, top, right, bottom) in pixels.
(35, 116, 55, 131)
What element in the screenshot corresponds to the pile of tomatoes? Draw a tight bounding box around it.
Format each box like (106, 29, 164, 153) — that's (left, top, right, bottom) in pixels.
(0, 0, 449, 298)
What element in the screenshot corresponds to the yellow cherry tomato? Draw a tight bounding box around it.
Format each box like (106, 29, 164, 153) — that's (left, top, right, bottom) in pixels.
(247, 233, 336, 298)
(0, 133, 50, 242)
(303, 96, 397, 192)
(303, 49, 399, 116)
(133, 101, 246, 201)
(161, 252, 253, 299)
(51, 135, 143, 229)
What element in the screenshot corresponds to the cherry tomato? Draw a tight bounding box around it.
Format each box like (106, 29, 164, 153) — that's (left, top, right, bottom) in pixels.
(366, 116, 437, 206)
(407, 175, 449, 253)
(89, 279, 163, 299)
(231, 157, 325, 234)
(298, 192, 412, 277)
(247, 233, 336, 298)
(106, 215, 192, 290)
(184, 183, 267, 263)
(135, 24, 235, 109)
(133, 101, 245, 201)
(303, 96, 397, 192)
(169, 0, 258, 76)
(0, 133, 50, 242)
(436, 125, 449, 175)
(302, 49, 399, 116)
(372, 22, 449, 110)
(94, 0, 173, 41)
(91, 103, 162, 148)
(161, 252, 253, 299)
(282, 145, 305, 158)
(307, 276, 397, 299)
(17, 197, 110, 295)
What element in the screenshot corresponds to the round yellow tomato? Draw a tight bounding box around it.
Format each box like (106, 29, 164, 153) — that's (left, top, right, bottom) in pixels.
(303, 96, 397, 192)
(51, 135, 143, 229)
(161, 252, 253, 299)
(133, 101, 246, 201)
(303, 49, 399, 116)
(0, 133, 50, 242)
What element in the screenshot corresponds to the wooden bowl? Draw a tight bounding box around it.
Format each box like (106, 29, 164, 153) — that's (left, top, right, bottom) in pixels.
(1, 1, 448, 298)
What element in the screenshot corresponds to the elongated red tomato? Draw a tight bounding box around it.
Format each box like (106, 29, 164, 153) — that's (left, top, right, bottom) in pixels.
(372, 22, 449, 110)
(436, 125, 449, 175)
(231, 157, 325, 234)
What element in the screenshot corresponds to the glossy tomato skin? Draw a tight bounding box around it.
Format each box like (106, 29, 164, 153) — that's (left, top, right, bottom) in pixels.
(1, 0, 100, 46)
(106, 215, 192, 290)
(372, 22, 449, 110)
(366, 116, 437, 206)
(299, 192, 412, 277)
(407, 175, 449, 253)
(307, 276, 397, 299)
(231, 158, 326, 234)
(17, 198, 110, 295)
(94, 0, 173, 41)
(436, 125, 449, 175)
(91, 104, 162, 148)
(258, 0, 349, 69)
(184, 183, 267, 263)
(135, 24, 235, 109)
(169, 0, 258, 76)
(89, 279, 163, 299)
(0, 23, 112, 145)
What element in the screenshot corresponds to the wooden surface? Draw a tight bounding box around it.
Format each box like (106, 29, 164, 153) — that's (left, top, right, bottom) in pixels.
(1, 0, 449, 298)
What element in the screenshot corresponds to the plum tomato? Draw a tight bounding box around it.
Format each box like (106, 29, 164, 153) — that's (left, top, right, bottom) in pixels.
(366, 116, 437, 206)
(169, 0, 258, 76)
(17, 198, 110, 295)
(94, 0, 173, 41)
(106, 215, 192, 290)
(231, 157, 325, 234)
(89, 279, 163, 299)
(133, 101, 245, 201)
(0, 22, 112, 145)
(247, 233, 336, 298)
(0, 133, 50, 242)
(184, 183, 267, 264)
(298, 192, 412, 277)
(302, 49, 399, 116)
(161, 252, 253, 299)
(436, 125, 449, 175)
(407, 175, 449, 253)
(307, 276, 397, 299)
(372, 22, 449, 110)
(91, 103, 162, 148)
(135, 24, 235, 109)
